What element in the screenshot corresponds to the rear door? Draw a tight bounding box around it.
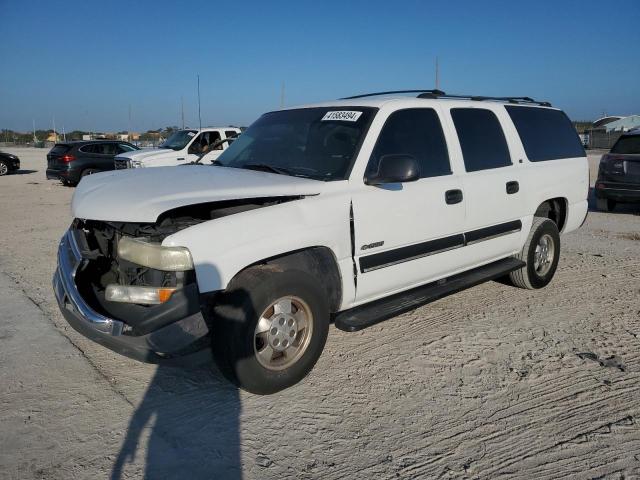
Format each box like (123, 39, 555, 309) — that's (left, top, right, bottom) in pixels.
(449, 107, 526, 268)
(352, 107, 467, 302)
(446, 107, 526, 265)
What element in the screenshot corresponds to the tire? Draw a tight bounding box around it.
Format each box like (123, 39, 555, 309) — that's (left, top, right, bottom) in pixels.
(509, 217, 561, 290)
(596, 197, 616, 212)
(61, 179, 77, 187)
(0, 160, 8, 176)
(210, 267, 330, 394)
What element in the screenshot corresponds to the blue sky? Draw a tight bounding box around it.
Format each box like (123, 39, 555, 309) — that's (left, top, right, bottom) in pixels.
(1, 0, 638, 132)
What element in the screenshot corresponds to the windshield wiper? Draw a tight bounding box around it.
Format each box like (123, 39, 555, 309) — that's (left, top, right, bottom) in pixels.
(240, 163, 296, 176)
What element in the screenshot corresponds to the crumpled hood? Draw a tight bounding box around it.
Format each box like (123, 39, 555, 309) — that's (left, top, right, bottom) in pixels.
(71, 166, 322, 222)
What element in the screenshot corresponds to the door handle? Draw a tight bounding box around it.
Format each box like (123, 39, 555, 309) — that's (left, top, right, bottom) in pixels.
(445, 189, 463, 205)
(506, 181, 519, 194)
(177, 157, 185, 161)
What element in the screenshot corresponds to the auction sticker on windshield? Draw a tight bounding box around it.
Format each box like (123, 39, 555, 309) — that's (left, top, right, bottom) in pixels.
(322, 111, 363, 122)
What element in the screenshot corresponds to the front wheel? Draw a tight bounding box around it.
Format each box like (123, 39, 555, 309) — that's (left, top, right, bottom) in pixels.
(509, 217, 561, 289)
(210, 267, 330, 394)
(0, 160, 8, 176)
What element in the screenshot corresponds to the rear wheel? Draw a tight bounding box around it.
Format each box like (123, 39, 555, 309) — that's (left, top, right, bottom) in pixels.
(0, 160, 8, 176)
(81, 168, 100, 178)
(210, 267, 330, 394)
(596, 197, 616, 212)
(509, 217, 560, 289)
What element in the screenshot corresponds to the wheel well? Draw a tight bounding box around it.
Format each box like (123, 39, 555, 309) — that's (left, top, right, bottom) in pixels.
(534, 198, 567, 231)
(244, 247, 343, 313)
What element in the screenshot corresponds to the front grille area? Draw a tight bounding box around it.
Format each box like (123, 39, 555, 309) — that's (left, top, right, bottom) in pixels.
(114, 158, 130, 169)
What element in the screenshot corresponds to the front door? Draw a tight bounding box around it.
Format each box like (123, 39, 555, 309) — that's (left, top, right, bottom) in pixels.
(352, 107, 467, 303)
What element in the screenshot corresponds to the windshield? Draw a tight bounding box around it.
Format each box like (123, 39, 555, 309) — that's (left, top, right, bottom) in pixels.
(159, 130, 198, 150)
(216, 107, 376, 180)
(611, 135, 640, 154)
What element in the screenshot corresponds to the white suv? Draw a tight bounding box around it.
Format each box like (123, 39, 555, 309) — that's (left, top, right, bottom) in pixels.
(54, 90, 588, 394)
(114, 127, 241, 168)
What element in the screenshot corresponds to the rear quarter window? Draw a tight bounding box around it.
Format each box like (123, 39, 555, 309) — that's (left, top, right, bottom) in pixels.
(506, 106, 585, 161)
(50, 144, 70, 155)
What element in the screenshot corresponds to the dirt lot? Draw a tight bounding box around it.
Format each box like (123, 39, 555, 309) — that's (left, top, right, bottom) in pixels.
(1, 147, 639, 479)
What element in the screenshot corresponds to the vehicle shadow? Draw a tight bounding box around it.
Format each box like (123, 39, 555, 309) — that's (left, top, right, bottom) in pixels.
(111, 284, 255, 480)
(110, 364, 243, 480)
(587, 187, 640, 214)
(10, 169, 38, 175)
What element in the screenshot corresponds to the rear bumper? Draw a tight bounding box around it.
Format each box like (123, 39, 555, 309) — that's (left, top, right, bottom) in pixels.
(595, 181, 640, 202)
(53, 230, 211, 365)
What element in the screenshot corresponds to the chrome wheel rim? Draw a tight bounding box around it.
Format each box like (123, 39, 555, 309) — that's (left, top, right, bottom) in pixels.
(533, 233, 554, 276)
(254, 296, 313, 371)
(0, 163, 7, 175)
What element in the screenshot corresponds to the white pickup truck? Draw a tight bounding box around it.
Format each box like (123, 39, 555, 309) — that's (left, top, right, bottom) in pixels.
(114, 127, 241, 168)
(54, 90, 588, 394)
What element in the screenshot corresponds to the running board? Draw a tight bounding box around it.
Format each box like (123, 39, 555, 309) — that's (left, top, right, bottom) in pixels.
(334, 257, 525, 332)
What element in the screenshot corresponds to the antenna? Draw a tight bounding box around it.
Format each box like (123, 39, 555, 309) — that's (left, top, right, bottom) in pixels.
(197, 74, 202, 131)
(435, 56, 440, 90)
(181, 96, 185, 129)
(280, 81, 285, 109)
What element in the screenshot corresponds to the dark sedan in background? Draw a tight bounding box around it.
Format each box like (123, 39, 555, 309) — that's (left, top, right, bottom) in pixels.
(595, 129, 640, 211)
(46, 140, 139, 186)
(0, 151, 20, 176)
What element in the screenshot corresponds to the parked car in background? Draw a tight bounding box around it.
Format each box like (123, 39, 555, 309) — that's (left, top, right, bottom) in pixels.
(595, 129, 640, 211)
(46, 141, 139, 186)
(0, 151, 20, 176)
(53, 90, 588, 394)
(113, 127, 241, 169)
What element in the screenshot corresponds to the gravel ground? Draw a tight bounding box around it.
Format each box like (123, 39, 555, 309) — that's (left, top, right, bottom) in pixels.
(0, 148, 639, 479)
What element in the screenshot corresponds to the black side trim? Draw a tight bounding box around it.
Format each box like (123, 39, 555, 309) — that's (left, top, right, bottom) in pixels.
(358, 220, 523, 273)
(359, 234, 464, 273)
(335, 257, 526, 331)
(465, 220, 522, 245)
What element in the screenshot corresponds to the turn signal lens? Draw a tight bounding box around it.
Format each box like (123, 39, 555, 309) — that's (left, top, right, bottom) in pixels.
(105, 285, 176, 305)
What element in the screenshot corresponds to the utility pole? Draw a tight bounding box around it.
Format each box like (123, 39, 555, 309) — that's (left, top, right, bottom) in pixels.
(197, 74, 202, 131)
(181, 96, 185, 129)
(435, 56, 440, 90)
(280, 81, 285, 109)
(32, 119, 36, 143)
(52, 115, 57, 142)
(62, 125, 66, 141)
(128, 104, 132, 141)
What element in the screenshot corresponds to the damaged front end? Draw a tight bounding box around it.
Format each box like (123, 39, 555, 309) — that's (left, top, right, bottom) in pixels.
(53, 196, 300, 363)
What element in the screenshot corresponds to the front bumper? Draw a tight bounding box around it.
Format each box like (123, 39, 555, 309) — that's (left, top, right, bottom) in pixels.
(53, 229, 211, 364)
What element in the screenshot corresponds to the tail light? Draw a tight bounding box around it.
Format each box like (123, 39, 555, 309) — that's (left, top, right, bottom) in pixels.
(61, 154, 76, 163)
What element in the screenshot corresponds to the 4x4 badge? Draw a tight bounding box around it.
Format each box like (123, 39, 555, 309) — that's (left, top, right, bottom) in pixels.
(361, 241, 384, 250)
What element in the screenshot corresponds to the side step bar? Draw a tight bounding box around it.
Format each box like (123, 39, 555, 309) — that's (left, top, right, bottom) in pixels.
(334, 257, 525, 332)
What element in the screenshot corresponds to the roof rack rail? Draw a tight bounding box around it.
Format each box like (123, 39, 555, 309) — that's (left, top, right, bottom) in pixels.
(340, 89, 551, 107)
(341, 89, 445, 100)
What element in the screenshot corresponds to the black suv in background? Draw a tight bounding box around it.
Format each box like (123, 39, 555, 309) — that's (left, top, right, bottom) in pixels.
(595, 129, 640, 211)
(46, 140, 139, 186)
(0, 151, 20, 176)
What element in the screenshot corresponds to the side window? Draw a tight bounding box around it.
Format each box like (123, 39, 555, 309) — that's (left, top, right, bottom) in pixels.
(367, 108, 451, 178)
(102, 143, 118, 155)
(187, 133, 202, 154)
(209, 131, 222, 150)
(117, 143, 136, 154)
(451, 108, 511, 172)
(505, 106, 585, 161)
(79, 144, 96, 154)
(225, 130, 238, 145)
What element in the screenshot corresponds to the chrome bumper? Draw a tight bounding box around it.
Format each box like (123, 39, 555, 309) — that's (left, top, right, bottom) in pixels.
(53, 229, 124, 336)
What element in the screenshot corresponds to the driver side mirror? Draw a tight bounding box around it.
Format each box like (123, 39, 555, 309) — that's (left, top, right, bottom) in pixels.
(365, 154, 420, 185)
